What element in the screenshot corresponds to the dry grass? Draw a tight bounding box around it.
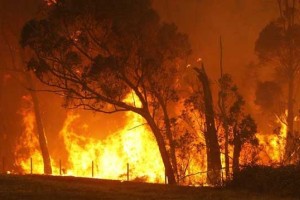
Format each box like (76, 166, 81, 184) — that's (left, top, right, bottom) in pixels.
(0, 175, 296, 200)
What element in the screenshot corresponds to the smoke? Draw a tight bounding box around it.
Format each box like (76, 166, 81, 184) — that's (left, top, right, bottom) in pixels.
(0, 0, 288, 171)
(153, 0, 277, 78)
(152, 0, 279, 134)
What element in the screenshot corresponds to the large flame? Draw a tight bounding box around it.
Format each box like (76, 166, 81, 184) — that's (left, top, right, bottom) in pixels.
(15, 94, 165, 182)
(14, 96, 44, 174)
(60, 110, 165, 182)
(256, 114, 287, 165)
(14, 94, 290, 184)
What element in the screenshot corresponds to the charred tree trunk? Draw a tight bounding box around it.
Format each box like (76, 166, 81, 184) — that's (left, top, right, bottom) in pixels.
(232, 128, 241, 179)
(26, 72, 52, 174)
(142, 112, 176, 184)
(162, 107, 178, 181)
(218, 91, 230, 179)
(221, 115, 230, 179)
(158, 96, 178, 181)
(218, 37, 230, 180)
(194, 64, 222, 186)
(150, 83, 178, 182)
(285, 77, 295, 163)
(218, 85, 230, 180)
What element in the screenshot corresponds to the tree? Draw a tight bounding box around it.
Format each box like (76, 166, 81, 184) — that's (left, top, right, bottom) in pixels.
(194, 63, 222, 185)
(218, 73, 258, 179)
(228, 93, 257, 178)
(0, 2, 52, 174)
(218, 74, 234, 180)
(21, 0, 190, 184)
(175, 108, 206, 185)
(255, 0, 300, 163)
(218, 37, 230, 180)
(232, 115, 257, 178)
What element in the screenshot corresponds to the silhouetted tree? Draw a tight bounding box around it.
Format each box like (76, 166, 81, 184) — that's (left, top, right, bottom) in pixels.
(228, 93, 257, 178)
(218, 74, 231, 180)
(255, 0, 300, 163)
(21, 0, 190, 184)
(218, 74, 258, 179)
(175, 109, 206, 184)
(194, 63, 222, 185)
(0, 3, 52, 174)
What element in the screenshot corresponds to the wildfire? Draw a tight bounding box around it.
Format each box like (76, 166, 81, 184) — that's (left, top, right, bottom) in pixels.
(59, 111, 164, 182)
(14, 96, 45, 174)
(13, 93, 290, 184)
(14, 93, 165, 182)
(257, 113, 287, 165)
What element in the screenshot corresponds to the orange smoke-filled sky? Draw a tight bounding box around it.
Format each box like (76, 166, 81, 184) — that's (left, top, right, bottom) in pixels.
(0, 0, 281, 169)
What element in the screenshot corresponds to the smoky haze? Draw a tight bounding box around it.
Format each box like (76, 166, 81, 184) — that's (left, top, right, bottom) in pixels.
(0, 0, 281, 171)
(153, 0, 277, 79)
(153, 0, 279, 133)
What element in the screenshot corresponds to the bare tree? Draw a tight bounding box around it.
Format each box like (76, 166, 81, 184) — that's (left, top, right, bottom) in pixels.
(0, 2, 52, 174)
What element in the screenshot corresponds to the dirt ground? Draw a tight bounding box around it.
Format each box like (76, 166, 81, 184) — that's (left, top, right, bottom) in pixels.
(0, 175, 296, 200)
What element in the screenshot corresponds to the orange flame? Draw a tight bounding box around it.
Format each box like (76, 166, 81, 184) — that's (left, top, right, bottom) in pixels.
(14, 94, 290, 184)
(14, 96, 44, 174)
(60, 111, 165, 182)
(257, 114, 287, 165)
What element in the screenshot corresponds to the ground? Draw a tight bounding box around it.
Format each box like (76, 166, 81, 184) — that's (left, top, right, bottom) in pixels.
(0, 175, 296, 200)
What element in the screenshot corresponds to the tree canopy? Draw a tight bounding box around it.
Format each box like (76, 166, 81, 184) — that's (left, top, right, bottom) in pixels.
(21, 0, 191, 184)
(255, 1, 300, 164)
(21, 0, 190, 113)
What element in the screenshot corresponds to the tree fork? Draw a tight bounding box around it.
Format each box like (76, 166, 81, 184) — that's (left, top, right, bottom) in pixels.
(143, 112, 176, 185)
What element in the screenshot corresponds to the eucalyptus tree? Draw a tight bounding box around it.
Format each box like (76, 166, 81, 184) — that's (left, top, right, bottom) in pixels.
(255, 0, 300, 163)
(21, 0, 190, 184)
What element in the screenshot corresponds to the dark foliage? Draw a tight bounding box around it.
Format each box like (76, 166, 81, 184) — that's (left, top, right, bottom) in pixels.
(255, 81, 283, 114)
(229, 165, 300, 198)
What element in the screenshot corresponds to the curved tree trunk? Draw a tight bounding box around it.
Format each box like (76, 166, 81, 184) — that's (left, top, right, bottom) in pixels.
(159, 98, 178, 181)
(194, 64, 222, 186)
(163, 108, 178, 181)
(26, 72, 52, 174)
(143, 112, 176, 184)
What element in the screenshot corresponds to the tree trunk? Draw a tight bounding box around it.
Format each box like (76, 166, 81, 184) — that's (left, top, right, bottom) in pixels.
(194, 64, 222, 186)
(163, 110, 178, 181)
(218, 37, 230, 180)
(159, 98, 178, 181)
(143, 112, 176, 184)
(218, 90, 230, 180)
(223, 121, 230, 179)
(26, 72, 52, 174)
(285, 77, 295, 164)
(233, 134, 241, 179)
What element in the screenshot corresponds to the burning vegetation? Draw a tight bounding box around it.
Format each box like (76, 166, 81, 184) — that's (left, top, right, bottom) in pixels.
(0, 0, 300, 192)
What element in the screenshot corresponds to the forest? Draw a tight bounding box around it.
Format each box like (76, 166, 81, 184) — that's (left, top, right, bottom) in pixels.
(0, 0, 300, 198)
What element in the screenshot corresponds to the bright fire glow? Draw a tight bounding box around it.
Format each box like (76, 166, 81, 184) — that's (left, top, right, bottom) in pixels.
(14, 94, 289, 184)
(14, 96, 45, 174)
(59, 110, 165, 182)
(15, 94, 165, 183)
(256, 113, 287, 165)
